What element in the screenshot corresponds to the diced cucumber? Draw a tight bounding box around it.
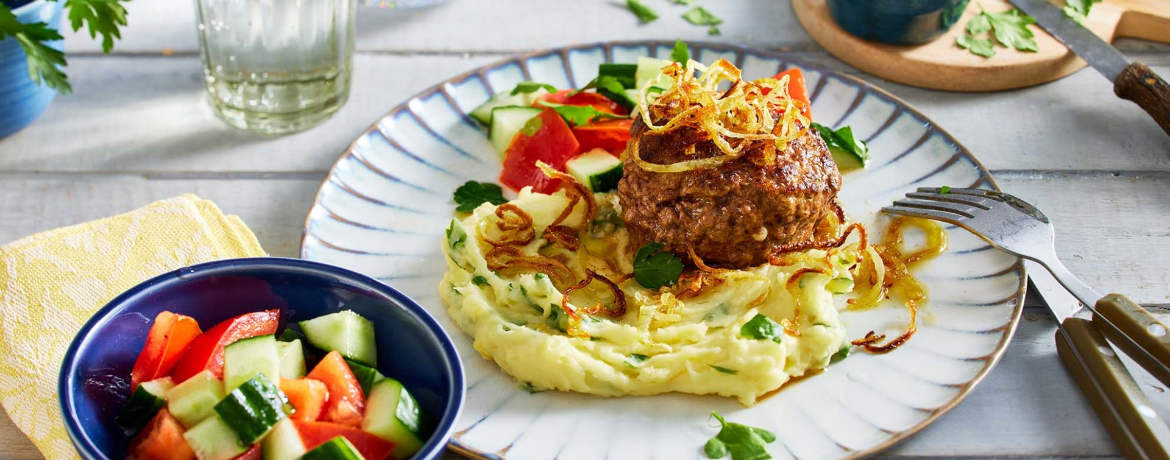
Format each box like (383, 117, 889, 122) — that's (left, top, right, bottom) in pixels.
(598, 63, 638, 88)
(262, 419, 307, 460)
(488, 106, 543, 156)
(224, 334, 281, 393)
(214, 374, 291, 444)
(469, 90, 544, 126)
(277, 328, 305, 343)
(299, 310, 377, 367)
(362, 378, 424, 460)
(116, 377, 173, 434)
(167, 370, 225, 428)
(183, 414, 246, 460)
(567, 150, 623, 193)
(635, 56, 673, 92)
(277, 339, 307, 379)
(345, 358, 386, 395)
(827, 277, 854, 294)
(298, 436, 366, 460)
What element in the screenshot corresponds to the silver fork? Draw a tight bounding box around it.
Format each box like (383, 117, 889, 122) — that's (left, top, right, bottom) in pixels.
(884, 187, 1170, 459)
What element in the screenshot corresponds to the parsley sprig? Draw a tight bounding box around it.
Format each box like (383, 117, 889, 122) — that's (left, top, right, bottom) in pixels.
(704, 412, 777, 460)
(956, 6, 1039, 58)
(452, 181, 508, 213)
(537, 101, 630, 127)
(811, 123, 869, 167)
(1063, 0, 1101, 25)
(1, 0, 131, 93)
(632, 242, 684, 290)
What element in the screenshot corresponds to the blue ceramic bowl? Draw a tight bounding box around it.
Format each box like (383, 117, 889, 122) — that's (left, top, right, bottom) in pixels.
(58, 258, 465, 460)
(0, 0, 63, 138)
(826, 0, 971, 45)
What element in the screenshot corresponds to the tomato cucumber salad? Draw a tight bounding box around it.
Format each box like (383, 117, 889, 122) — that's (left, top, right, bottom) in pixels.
(117, 309, 424, 460)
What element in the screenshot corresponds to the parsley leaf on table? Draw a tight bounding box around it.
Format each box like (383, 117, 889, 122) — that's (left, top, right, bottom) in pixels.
(511, 81, 557, 96)
(739, 314, 783, 344)
(704, 412, 776, 460)
(452, 181, 508, 213)
(627, 0, 659, 23)
(683, 7, 723, 27)
(811, 123, 869, 166)
(957, 34, 996, 58)
(671, 39, 690, 65)
(537, 101, 629, 127)
(957, 7, 1038, 58)
(1063, 0, 1101, 25)
(632, 242, 684, 289)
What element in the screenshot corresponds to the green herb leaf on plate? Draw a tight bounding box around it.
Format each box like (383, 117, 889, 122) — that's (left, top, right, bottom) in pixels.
(811, 123, 869, 166)
(446, 220, 467, 249)
(627, 0, 659, 23)
(671, 39, 690, 64)
(472, 276, 489, 286)
(453, 180, 508, 213)
(940, 185, 952, 194)
(740, 314, 784, 344)
(683, 6, 723, 26)
(709, 365, 738, 375)
(537, 101, 630, 127)
(1063, 0, 1101, 25)
(510, 81, 557, 96)
(704, 412, 776, 460)
(632, 242, 684, 289)
(573, 75, 625, 96)
(629, 353, 650, 364)
(957, 34, 996, 58)
(708, 26, 721, 36)
(831, 345, 851, 363)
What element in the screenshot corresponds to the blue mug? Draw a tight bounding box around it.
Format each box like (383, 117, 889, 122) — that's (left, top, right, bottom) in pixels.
(826, 0, 971, 45)
(0, 0, 63, 138)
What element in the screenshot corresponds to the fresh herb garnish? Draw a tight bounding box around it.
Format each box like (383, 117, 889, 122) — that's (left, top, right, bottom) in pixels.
(709, 365, 738, 375)
(957, 7, 1038, 58)
(537, 101, 630, 127)
(446, 220, 467, 249)
(940, 185, 952, 194)
(627, 0, 659, 23)
(573, 75, 626, 96)
(708, 26, 721, 36)
(510, 81, 557, 96)
(671, 39, 690, 65)
(811, 123, 869, 166)
(831, 345, 851, 363)
(668, 0, 698, 4)
(632, 242, 684, 289)
(520, 382, 544, 394)
(704, 412, 776, 460)
(956, 34, 995, 58)
(453, 180, 508, 213)
(0, 0, 129, 93)
(472, 276, 489, 286)
(630, 353, 650, 363)
(683, 7, 723, 28)
(1063, 0, 1101, 25)
(740, 314, 784, 344)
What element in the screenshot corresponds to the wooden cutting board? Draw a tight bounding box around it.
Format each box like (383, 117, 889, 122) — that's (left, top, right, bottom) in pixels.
(792, 0, 1170, 92)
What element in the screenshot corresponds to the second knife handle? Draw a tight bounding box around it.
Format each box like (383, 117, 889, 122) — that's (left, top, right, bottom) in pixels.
(1114, 62, 1170, 138)
(1094, 294, 1170, 387)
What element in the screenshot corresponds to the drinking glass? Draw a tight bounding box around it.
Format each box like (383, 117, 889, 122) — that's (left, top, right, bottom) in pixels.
(195, 0, 356, 134)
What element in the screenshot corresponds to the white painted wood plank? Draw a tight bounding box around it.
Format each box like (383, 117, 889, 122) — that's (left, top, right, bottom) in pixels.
(58, 0, 1170, 55)
(0, 55, 1166, 173)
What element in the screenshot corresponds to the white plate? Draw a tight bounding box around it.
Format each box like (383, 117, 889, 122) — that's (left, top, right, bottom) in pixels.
(301, 41, 1025, 460)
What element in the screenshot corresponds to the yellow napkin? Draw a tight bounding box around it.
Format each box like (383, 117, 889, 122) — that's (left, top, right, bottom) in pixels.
(0, 194, 267, 460)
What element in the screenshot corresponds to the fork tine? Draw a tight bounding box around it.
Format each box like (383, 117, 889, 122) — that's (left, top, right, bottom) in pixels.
(905, 192, 993, 210)
(917, 187, 1004, 200)
(890, 199, 976, 218)
(881, 205, 968, 226)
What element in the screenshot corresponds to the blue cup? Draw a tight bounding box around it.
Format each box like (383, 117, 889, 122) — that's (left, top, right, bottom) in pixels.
(0, 0, 63, 138)
(826, 0, 971, 45)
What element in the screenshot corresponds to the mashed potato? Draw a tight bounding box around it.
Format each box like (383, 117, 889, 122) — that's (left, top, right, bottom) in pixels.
(438, 188, 853, 405)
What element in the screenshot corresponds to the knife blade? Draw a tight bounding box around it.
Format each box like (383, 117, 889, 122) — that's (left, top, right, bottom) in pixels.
(1007, 0, 1170, 137)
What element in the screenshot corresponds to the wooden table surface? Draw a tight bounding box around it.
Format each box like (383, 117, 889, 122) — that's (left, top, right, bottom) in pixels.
(1, 1, 1168, 459)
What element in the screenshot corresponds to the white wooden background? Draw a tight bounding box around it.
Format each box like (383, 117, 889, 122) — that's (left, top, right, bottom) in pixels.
(1, 0, 1168, 458)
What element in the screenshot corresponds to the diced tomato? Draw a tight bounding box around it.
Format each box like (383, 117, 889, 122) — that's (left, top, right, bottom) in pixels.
(500, 108, 581, 193)
(770, 67, 812, 120)
(230, 445, 262, 460)
(572, 118, 633, 156)
(281, 378, 329, 422)
(537, 90, 628, 116)
(172, 310, 280, 383)
(294, 421, 396, 460)
(307, 351, 366, 427)
(127, 410, 196, 460)
(131, 312, 203, 389)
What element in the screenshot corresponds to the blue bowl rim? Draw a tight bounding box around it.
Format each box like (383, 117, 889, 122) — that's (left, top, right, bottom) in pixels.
(57, 257, 466, 460)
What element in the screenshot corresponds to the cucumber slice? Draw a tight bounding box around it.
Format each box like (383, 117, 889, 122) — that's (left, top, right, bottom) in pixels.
(183, 414, 246, 460)
(598, 63, 638, 88)
(566, 150, 623, 193)
(277, 339, 307, 379)
(277, 328, 304, 343)
(469, 90, 544, 126)
(224, 334, 281, 393)
(116, 377, 173, 434)
(214, 374, 291, 444)
(167, 370, 225, 428)
(361, 378, 424, 459)
(345, 358, 386, 395)
(299, 310, 377, 367)
(261, 419, 307, 460)
(299, 436, 366, 460)
(635, 56, 673, 92)
(488, 106, 543, 156)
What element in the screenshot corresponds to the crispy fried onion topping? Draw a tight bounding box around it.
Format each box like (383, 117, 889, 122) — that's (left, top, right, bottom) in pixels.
(561, 269, 627, 319)
(768, 223, 867, 265)
(633, 58, 811, 173)
(536, 162, 598, 250)
(482, 203, 536, 247)
(850, 300, 918, 354)
(485, 246, 574, 287)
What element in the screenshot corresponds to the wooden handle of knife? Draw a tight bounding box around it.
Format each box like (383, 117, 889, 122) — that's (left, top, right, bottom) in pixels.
(1057, 318, 1170, 460)
(1093, 294, 1170, 387)
(1114, 62, 1170, 138)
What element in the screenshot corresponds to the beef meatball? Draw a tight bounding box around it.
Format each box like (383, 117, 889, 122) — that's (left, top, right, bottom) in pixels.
(617, 118, 842, 269)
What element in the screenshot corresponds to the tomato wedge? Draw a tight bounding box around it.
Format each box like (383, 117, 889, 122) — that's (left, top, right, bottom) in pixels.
(131, 312, 203, 389)
(500, 108, 580, 193)
(171, 310, 280, 383)
(281, 378, 329, 422)
(307, 351, 366, 427)
(537, 90, 628, 116)
(230, 445, 261, 460)
(770, 67, 812, 120)
(295, 421, 396, 460)
(127, 410, 196, 460)
(572, 118, 633, 156)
